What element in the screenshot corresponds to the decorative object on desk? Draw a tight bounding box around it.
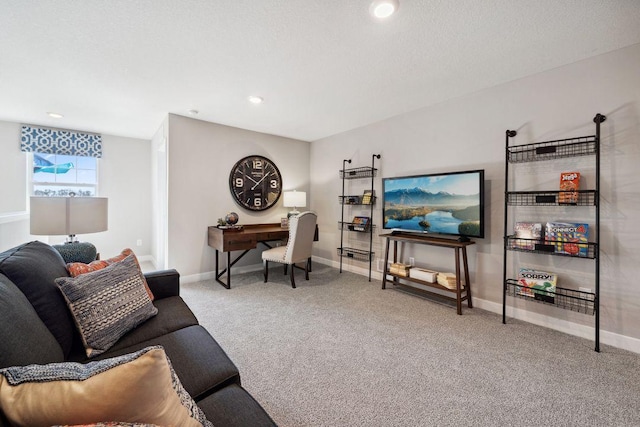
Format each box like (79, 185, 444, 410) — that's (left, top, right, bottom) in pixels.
(229, 155, 282, 211)
(225, 211, 239, 226)
(217, 217, 226, 226)
(281, 217, 289, 228)
(283, 190, 307, 219)
(30, 196, 108, 264)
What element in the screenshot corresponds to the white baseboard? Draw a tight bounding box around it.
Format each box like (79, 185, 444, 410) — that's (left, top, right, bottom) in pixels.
(181, 263, 264, 284)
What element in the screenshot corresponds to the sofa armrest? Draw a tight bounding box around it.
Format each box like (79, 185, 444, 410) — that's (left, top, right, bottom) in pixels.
(144, 269, 180, 300)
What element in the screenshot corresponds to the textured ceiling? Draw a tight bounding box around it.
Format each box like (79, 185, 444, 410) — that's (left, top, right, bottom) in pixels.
(1, 1, 639, 141)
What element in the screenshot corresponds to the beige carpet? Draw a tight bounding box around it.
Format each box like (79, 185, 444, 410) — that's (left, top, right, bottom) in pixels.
(181, 265, 640, 427)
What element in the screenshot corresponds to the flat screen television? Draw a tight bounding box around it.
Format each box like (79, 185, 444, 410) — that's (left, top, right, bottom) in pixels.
(382, 169, 485, 240)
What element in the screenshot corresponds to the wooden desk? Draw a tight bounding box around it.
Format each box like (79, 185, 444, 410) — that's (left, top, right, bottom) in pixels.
(381, 232, 475, 315)
(208, 223, 289, 289)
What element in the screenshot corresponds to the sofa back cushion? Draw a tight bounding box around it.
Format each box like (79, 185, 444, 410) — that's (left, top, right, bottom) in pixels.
(0, 273, 64, 368)
(0, 241, 76, 357)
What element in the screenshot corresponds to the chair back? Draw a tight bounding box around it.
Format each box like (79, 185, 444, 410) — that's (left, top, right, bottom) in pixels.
(284, 211, 317, 264)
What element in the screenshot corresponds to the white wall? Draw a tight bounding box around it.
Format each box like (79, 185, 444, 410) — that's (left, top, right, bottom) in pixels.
(166, 114, 310, 277)
(0, 120, 153, 259)
(310, 43, 640, 345)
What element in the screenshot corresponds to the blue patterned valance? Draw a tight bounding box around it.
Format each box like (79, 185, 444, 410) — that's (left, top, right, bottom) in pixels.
(21, 125, 102, 158)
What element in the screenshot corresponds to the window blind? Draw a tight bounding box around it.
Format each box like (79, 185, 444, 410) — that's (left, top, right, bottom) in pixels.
(21, 125, 102, 158)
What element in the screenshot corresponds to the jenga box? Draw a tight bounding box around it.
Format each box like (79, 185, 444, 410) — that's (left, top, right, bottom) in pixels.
(559, 172, 580, 204)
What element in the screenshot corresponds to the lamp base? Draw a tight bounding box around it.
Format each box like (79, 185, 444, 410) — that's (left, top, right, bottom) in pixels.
(287, 209, 300, 219)
(53, 241, 98, 264)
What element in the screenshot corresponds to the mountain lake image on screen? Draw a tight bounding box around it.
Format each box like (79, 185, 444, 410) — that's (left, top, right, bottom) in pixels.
(382, 169, 485, 239)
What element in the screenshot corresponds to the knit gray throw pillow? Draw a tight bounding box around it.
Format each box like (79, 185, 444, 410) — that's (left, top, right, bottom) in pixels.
(55, 254, 157, 357)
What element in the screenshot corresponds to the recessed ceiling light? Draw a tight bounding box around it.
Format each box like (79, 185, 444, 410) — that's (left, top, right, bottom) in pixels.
(188, 109, 199, 115)
(370, 0, 399, 19)
(248, 95, 264, 105)
(47, 112, 64, 119)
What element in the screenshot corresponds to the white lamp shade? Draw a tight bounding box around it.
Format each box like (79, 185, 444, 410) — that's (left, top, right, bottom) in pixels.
(30, 197, 108, 236)
(283, 191, 306, 208)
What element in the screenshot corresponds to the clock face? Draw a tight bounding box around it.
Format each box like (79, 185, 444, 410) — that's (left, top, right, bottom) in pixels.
(229, 155, 283, 211)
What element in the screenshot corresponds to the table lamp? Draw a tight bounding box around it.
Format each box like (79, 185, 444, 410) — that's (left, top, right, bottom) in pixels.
(30, 196, 108, 263)
(283, 191, 306, 219)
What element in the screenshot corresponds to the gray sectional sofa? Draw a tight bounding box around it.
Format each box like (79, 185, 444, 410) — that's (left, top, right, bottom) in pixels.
(0, 241, 276, 426)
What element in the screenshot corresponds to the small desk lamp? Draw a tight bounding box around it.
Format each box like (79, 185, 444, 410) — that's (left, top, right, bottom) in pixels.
(30, 196, 108, 263)
(283, 191, 306, 219)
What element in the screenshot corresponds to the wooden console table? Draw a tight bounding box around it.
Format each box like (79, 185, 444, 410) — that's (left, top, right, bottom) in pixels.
(381, 232, 475, 315)
(208, 223, 318, 289)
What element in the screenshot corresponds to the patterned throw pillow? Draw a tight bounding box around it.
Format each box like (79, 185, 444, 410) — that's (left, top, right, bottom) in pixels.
(0, 346, 212, 427)
(55, 255, 158, 358)
(66, 248, 154, 300)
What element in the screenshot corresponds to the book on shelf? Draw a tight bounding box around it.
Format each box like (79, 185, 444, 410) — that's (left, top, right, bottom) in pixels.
(512, 222, 543, 250)
(559, 171, 580, 204)
(517, 268, 557, 302)
(362, 189, 375, 205)
(545, 222, 589, 256)
(350, 216, 370, 231)
(389, 262, 411, 276)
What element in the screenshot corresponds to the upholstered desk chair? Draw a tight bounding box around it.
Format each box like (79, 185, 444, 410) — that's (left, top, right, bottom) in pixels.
(262, 211, 317, 288)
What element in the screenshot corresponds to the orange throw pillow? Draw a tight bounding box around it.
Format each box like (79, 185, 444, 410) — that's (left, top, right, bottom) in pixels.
(66, 248, 154, 301)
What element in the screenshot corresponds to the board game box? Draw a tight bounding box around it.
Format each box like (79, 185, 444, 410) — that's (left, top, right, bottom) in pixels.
(559, 171, 580, 204)
(517, 268, 557, 302)
(512, 222, 543, 250)
(350, 216, 370, 231)
(545, 222, 589, 256)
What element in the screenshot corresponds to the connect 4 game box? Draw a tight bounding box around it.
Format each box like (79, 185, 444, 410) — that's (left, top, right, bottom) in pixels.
(545, 222, 589, 256)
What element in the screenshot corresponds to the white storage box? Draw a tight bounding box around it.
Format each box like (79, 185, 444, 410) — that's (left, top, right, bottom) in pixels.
(409, 267, 438, 282)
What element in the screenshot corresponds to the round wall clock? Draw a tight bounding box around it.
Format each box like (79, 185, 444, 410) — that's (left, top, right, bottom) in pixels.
(229, 155, 283, 211)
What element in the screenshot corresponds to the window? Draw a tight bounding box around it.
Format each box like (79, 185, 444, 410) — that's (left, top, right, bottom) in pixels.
(20, 125, 102, 197)
(31, 152, 98, 196)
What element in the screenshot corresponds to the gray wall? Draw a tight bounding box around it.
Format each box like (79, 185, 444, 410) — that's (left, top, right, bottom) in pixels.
(165, 114, 311, 278)
(310, 43, 640, 348)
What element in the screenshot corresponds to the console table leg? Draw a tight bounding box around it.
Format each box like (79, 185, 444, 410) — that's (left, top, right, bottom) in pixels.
(382, 237, 390, 289)
(462, 247, 472, 308)
(455, 247, 462, 315)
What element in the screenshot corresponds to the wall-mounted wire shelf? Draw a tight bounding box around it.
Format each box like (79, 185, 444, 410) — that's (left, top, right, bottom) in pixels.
(506, 190, 597, 206)
(507, 135, 597, 163)
(337, 247, 374, 262)
(339, 167, 377, 179)
(338, 221, 375, 232)
(506, 279, 596, 315)
(338, 195, 377, 205)
(505, 236, 596, 259)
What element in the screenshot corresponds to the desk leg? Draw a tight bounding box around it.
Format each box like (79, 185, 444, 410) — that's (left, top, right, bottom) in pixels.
(382, 237, 390, 289)
(462, 246, 472, 308)
(215, 250, 231, 289)
(215, 249, 252, 289)
(454, 247, 462, 315)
